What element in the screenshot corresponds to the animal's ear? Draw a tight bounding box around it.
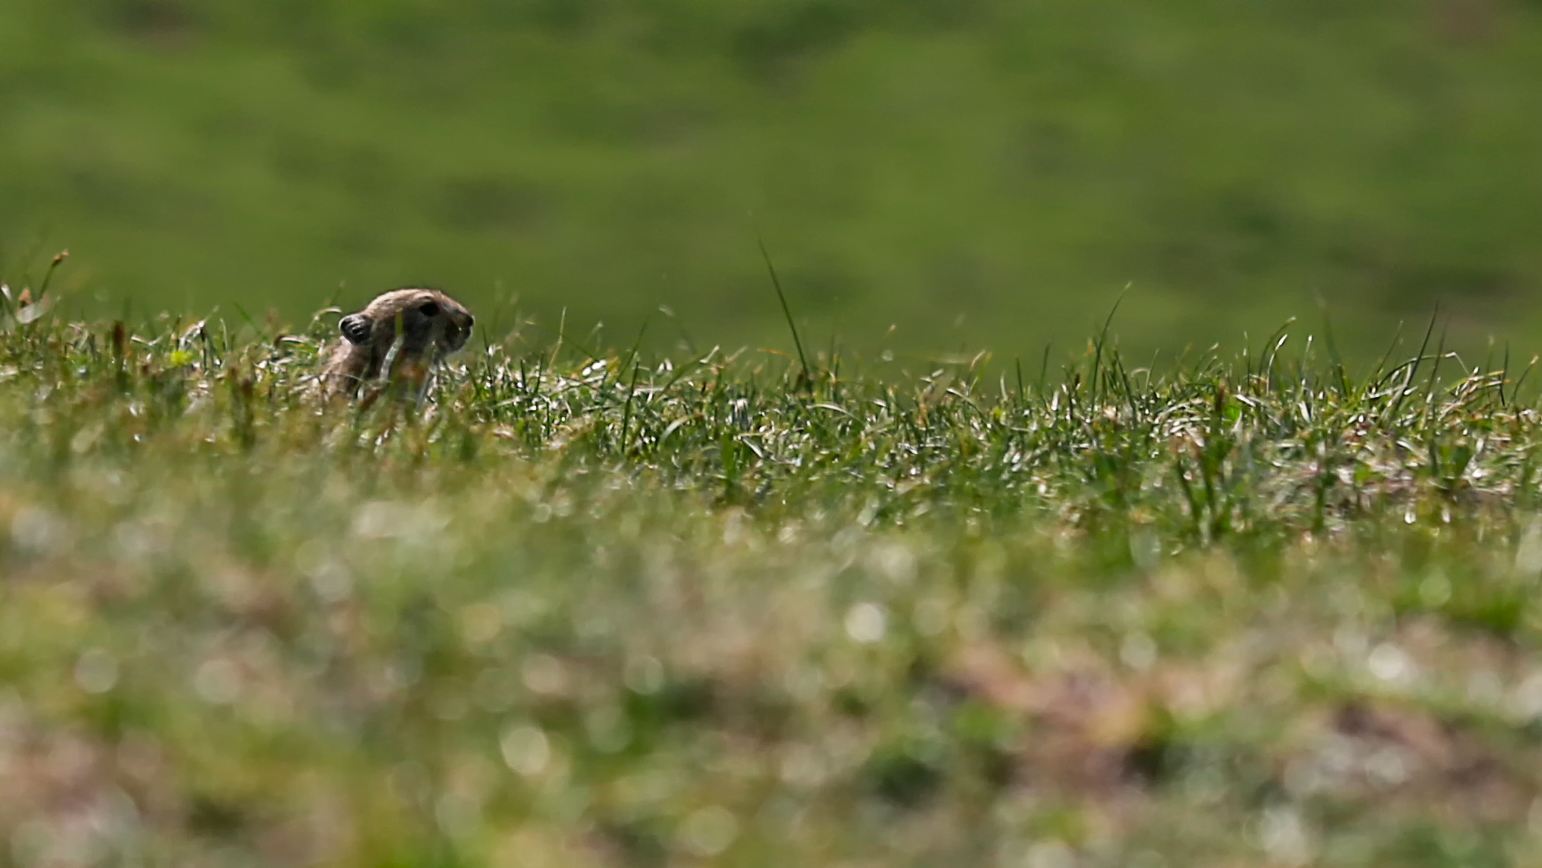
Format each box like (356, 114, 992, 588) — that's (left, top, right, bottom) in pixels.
(339, 313, 373, 345)
(417, 301, 441, 317)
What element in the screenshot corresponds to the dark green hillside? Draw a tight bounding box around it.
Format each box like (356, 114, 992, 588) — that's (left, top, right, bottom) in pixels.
(3, 1, 1542, 360)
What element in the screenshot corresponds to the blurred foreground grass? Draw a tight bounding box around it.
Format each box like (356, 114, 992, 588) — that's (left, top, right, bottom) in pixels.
(4, 292, 1542, 866)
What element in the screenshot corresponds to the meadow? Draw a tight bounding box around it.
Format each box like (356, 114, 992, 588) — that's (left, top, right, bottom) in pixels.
(4, 0, 1542, 361)
(3, 281, 1542, 866)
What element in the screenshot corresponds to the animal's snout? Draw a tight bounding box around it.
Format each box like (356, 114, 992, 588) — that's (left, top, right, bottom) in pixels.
(443, 316, 473, 352)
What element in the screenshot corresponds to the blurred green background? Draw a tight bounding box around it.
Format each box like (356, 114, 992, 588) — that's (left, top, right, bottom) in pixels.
(3, 0, 1541, 364)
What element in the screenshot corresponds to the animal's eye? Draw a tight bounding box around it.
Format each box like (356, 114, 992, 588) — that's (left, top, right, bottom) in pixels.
(418, 301, 441, 317)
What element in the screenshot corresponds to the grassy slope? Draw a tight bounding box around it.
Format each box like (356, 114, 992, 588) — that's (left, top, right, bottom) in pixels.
(2, 292, 1542, 866)
(3, 1, 1542, 360)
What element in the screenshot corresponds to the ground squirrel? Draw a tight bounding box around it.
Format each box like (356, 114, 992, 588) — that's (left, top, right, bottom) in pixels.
(321, 288, 475, 399)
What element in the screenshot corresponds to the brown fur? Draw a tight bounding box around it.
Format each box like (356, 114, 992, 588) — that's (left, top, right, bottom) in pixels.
(321, 288, 475, 399)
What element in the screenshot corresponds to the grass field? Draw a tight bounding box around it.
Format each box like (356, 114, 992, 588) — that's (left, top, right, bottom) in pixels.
(4, 287, 1542, 866)
(6, 1, 1542, 361)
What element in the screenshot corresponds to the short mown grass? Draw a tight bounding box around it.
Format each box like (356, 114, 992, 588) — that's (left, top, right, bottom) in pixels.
(3, 295, 1542, 866)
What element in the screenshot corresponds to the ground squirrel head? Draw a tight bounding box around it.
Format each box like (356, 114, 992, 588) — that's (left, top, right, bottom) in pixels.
(323, 287, 475, 397)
